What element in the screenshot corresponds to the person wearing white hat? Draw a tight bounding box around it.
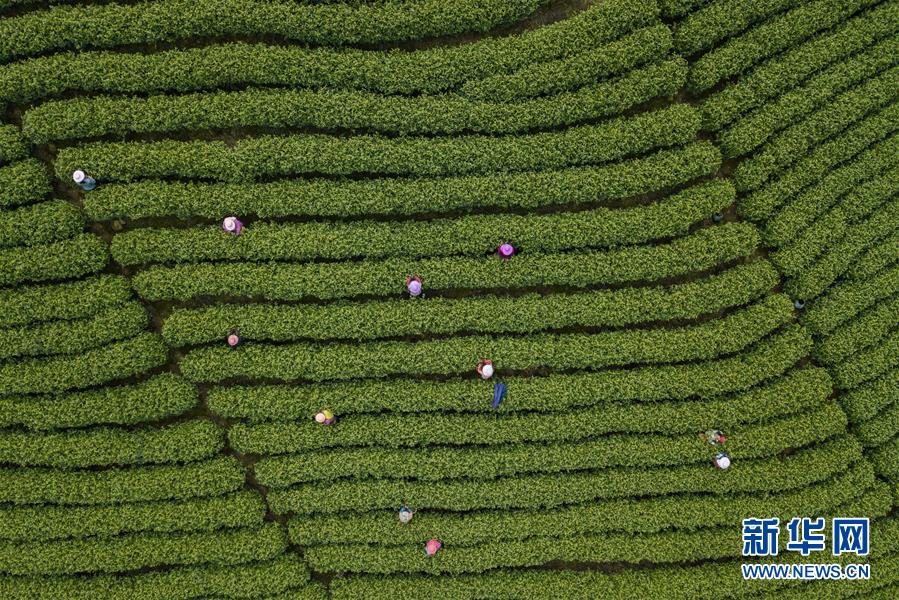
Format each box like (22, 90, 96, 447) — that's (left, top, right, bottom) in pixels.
(222, 216, 243, 235)
(398, 505, 414, 524)
(72, 170, 97, 191)
(714, 453, 731, 469)
(477, 359, 494, 380)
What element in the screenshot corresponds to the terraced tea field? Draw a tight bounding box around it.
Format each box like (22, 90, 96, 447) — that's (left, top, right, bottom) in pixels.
(0, 0, 896, 597)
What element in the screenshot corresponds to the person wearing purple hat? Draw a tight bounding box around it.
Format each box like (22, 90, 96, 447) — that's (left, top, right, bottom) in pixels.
(498, 243, 516, 259)
(405, 275, 423, 298)
(223, 216, 243, 235)
(72, 170, 97, 191)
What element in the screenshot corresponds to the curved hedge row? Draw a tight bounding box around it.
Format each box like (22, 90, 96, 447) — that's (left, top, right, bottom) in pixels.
(0, 333, 168, 395)
(226, 368, 830, 453)
(303, 488, 890, 574)
(733, 67, 899, 192)
(0, 159, 50, 208)
(0, 0, 657, 101)
(0, 455, 245, 505)
(673, 0, 803, 55)
(83, 142, 721, 221)
(0, 234, 108, 288)
(832, 329, 899, 391)
(112, 180, 732, 266)
(54, 105, 699, 182)
(719, 37, 899, 158)
(0, 420, 223, 468)
(802, 264, 898, 336)
(0, 555, 312, 600)
(856, 398, 899, 447)
(253, 404, 846, 486)
(761, 133, 898, 245)
(0, 301, 148, 360)
(0, 275, 131, 328)
(179, 295, 794, 384)
(699, 1, 899, 131)
(817, 295, 899, 365)
(208, 327, 813, 419)
(739, 102, 899, 220)
(0, 491, 264, 542)
(0, 374, 197, 430)
(0, 125, 27, 166)
(0, 201, 83, 249)
(133, 223, 760, 303)
(0, 523, 286, 576)
(289, 463, 875, 546)
(686, 0, 879, 93)
(0, 0, 549, 61)
(459, 24, 671, 101)
(851, 229, 899, 280)
(23, 60, 686, 144)
(162, 261, 775, 346)
(267, 436, 862, 514)
(785, 199, 899, 300)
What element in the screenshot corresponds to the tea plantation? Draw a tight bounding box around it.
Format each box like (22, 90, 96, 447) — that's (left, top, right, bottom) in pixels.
(0, 0, 896, 597)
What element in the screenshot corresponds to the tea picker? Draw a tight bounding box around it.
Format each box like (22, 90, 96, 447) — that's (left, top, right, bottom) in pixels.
(714, 453, 731, 469)
(227, 328, 241, 348)
(425, 539, 442, 557)
(406, 275, 423, 298)
(315, 409, 336, 426)
(399, 505, 414, 524)
(72, 170, 97, 191)
(702, 429, 727, 445)
(223, 216, 243, 235)
(498, 243, 516, 259)
(476, 359, 494, 380)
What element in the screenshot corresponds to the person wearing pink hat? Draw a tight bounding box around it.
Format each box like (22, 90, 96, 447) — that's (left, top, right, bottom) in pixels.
(315, 409, 336, 426)
(222, 216, 243, 235)
(405, 275, 423, 298)
(476, 359, 494, 380)
(226, 328, 241, 349)
(425, 539, 442, 557)
(498, 243, 516, 259)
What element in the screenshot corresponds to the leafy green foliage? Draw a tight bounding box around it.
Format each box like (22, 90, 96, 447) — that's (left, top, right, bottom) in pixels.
(54, 105, 700, 182)
(0, 0, 657, 101)
(163, 261, 775, 346)
(0, 0, 549, 60)
(180, 295, 794, 384)
(0, 125, 27, 166)
(459, 24, 672, 101)
(0, 456, 245, 505)
(832, 329, 899, 390)
(0, 200, 83, 249)
(817, 296, 899, 365)
(802, 264, 899, 336)
(0, 555, 311, 600)
(674, 0, 803, 55)
(133, 224, 760, 302)
(289, 463, 875, 545)
(267, 436, 862, 514)
(83, 142, 721, 220)
(719, 37, 899, 158)
(699, 1, 899, 131)
(0, 491, 264, 542)
(208, 327, 813, 419)
(0, 159, 51, 208)
(23, 60, 686, 144)
(0, 234, 108, 287)
(0, 420, 223, 468)
(0, 374, 197, 430)
(687, 0, 880, 92)
(733, 67, 899, 192)
(112, 180, 732, 266)
(0, 275, 131, 328)
(0, 523, 286, 576)
(0, 333, 168, 395)
(0, 301, 148, 360)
